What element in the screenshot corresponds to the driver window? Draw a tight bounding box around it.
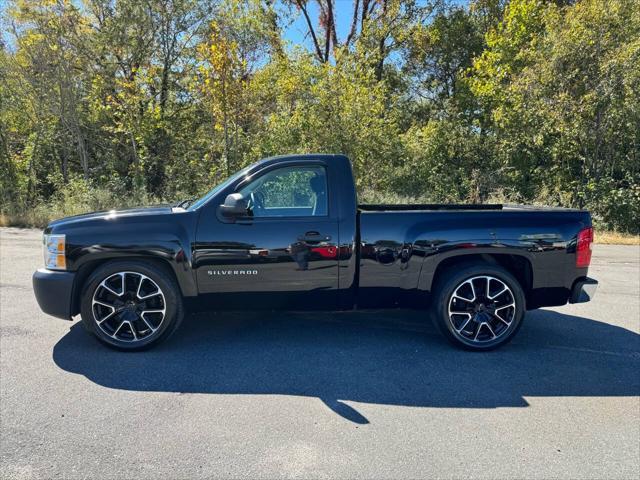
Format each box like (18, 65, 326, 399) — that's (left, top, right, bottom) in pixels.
(239, 166, 328, 217)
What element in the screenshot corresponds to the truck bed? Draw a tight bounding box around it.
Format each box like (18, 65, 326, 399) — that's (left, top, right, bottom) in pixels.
(356, 205, 592, 309)
(358, 204, 502, 211)
(358, 203, 583, 212)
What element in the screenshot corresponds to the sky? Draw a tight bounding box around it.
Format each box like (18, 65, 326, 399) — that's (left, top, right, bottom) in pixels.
(286, 0, 359, 47)
(285, 1, 469, 48)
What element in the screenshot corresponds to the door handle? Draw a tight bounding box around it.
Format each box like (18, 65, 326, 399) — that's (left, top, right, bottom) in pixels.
(302, 231, 331, 242)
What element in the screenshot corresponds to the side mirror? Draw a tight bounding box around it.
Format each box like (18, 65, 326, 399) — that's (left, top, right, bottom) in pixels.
(219, 193, 249, 218)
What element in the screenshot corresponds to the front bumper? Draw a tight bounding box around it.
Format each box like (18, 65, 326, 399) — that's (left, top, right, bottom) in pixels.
(32, 269, 76, 320)
(569, 277, 598, 303)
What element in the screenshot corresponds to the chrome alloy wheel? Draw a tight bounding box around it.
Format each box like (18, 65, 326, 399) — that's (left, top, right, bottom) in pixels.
(447, 275, 516, 344)
(92, 271, 166, 342)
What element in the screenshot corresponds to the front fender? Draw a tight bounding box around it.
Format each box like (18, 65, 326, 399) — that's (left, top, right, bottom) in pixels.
(52, 212, 199, 298)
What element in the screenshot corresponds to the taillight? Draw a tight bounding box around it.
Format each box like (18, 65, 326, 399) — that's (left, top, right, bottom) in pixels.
(576, 227, 593, 268)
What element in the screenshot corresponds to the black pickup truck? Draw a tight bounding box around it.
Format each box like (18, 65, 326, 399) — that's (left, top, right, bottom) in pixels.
(33, 154, 597, 351)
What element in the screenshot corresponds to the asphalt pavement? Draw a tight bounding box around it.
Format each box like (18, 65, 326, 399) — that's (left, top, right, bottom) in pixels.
(1, 227, 639, 479)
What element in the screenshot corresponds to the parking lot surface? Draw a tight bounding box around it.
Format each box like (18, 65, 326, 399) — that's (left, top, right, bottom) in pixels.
(1, 227, 639, 479)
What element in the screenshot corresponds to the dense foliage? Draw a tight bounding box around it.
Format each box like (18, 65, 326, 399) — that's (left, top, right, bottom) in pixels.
(1, 0, 638, 232)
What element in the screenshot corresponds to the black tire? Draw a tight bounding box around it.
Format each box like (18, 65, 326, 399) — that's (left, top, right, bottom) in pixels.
(430, 262, 526, 351)
(80, 260, 184, 351)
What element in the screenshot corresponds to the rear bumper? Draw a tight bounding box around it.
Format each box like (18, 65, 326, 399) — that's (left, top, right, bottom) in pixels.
(32, 269, 76, 320)
(569, 277, 598, 304)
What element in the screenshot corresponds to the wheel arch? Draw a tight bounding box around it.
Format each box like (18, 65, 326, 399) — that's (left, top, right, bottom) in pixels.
(425, 252, 533, 300)
(71, 256, 189, 317)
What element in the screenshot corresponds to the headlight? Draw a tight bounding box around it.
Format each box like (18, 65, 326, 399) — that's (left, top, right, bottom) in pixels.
(43, 234, 66, 270)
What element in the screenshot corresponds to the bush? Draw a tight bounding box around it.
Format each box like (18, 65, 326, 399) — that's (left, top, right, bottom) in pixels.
(0, 174, 165, 228)
(582, 177, 640, 235)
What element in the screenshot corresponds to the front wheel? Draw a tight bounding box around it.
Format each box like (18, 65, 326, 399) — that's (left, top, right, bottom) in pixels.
(80, 260, 184, 351)
(431, 263, 526, 351)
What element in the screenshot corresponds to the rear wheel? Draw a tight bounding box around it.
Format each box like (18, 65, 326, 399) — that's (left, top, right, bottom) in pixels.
(80, 260, 183, 351)
(431, 263, 525, 350)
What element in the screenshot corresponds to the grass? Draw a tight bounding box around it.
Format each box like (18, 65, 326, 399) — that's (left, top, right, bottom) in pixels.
(0, 211, 56, 229)
(594, 230, 639, 245)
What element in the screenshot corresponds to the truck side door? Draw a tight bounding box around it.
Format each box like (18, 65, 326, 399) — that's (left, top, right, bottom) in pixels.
(193, 162, 340, 310)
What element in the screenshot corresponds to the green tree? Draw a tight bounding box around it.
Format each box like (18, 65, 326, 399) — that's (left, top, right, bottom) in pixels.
(471, 0, 640, 231)
(1, 0, 638, 233)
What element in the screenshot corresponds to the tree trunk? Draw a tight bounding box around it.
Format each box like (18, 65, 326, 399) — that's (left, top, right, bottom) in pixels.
(296, 0, 325, 62)
(70, 123, 89, 181)
(222, 77, 230, 176)
(159, 57, 171, 118)
(374, 0, 389, 82)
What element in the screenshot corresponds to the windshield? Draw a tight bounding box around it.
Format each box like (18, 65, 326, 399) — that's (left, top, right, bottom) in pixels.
(187, 165, 253, 211)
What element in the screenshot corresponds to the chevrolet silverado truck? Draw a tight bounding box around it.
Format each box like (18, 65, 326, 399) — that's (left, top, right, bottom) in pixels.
(33, 154, 598, 351)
